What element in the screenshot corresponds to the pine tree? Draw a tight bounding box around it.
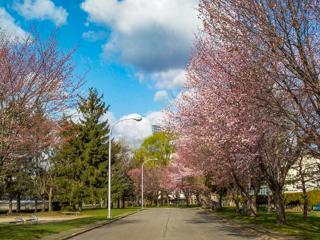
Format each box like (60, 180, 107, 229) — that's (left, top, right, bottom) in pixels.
(54, 117, 85, 209)
(77, 88, 110, 205)
(54, 89, 112, 209)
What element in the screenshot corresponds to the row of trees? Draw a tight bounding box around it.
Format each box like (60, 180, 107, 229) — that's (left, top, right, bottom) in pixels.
(169, 0, 320, 224)
(0, 29, 204, 211)
(0, 31, 138, 212)
(0, 32, 81, 213)
(0, 86, 137, 212)
(128, 133, 207, 207)
(0, 29, 205, 211)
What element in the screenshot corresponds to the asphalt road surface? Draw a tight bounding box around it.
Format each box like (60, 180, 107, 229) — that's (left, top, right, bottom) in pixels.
(71, 208, 261, 240)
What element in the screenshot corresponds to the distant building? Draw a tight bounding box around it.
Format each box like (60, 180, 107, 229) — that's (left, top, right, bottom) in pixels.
(284, 156, 320, 193)
(152, 125, 162, 134)
(255, 157, 320, 195)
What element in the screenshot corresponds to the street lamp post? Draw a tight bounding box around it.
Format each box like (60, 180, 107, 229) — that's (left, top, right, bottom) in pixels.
(107, 116, 142, 219)
(141, 158, 158, 209)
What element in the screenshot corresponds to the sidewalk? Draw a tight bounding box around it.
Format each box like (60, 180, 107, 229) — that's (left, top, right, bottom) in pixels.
(41, 210, 141, 240)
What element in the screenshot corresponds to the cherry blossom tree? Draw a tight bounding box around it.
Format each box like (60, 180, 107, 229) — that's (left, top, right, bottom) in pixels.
(168, 43, 267, 215)
(0, 31, 81, 209)
(168, 35, 300, 223)
(157, 156, 207, 206)
(128, 167, 164, 206)
(182, 0, 318, 224)
(0, 32, 81, 171)
(199, 0, 320, 156)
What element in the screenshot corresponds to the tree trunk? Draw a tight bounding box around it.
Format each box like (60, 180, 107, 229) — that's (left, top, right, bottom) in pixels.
(35, 198, 38, 213)
(176, 192, 180, 207)
(8, 196, 13, 215)
(160, 191, 164, 206)
(242, 198, 250, 215)
(218, 193, 223, 209)
(267, 194, 272, 213)
(251, 195, 257, 216)
(298, 161, 309, 220)
(48, 187, 53, 212)
(17, 194, 21, 213)
(185, 192, 190, 207)
(302, 182, 308, 219)
(42, 197, 46, 212)
(273, 190, 286, 224)
(234, 197, 241, 213)
(207, 192, 212, 209)
(117, 197, 120, 209)
(78, 201, 82, 211)
(196, 193, 201, 205)
(122, 196, 125, 208)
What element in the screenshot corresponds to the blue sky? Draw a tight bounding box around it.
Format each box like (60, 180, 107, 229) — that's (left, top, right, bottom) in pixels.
(0, 0, 200, 145)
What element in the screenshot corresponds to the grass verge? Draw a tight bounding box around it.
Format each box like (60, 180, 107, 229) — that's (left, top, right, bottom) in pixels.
(213, 208, 320, 240)
(0, 208, 138, 240)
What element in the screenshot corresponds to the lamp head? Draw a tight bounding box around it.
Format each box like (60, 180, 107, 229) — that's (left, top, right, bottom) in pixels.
(134, 116, 143, 122)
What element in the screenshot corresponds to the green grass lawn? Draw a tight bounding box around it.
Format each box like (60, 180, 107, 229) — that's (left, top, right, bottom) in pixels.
(0, 208, 138, 240)
(213, 208, 320, 240)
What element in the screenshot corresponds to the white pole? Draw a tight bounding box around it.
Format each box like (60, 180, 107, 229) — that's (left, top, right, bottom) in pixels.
(106, 116, 142, 219)
(141, 163, 144, 209)
(108, 132, 112, 219)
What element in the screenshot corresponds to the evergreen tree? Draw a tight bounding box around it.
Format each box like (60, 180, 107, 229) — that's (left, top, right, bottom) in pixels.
(78, 88, 110, 204)
(54, 117, 85, 209)
(54, 88, 112, 209)
(54, 88, 136, 209)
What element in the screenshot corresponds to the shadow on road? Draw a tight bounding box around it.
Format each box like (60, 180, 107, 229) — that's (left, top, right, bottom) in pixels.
(114, 219, 143, 226)
(217, 224, 260, 239)
(185, 210, 260, 239)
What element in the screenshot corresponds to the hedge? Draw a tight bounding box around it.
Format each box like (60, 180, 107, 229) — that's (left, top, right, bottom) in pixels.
(284, 190, 320, 206)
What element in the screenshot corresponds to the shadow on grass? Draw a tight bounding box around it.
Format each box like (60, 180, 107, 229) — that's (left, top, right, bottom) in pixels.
(0, 208, 138, 240)
(145, 205, 201, 209)
(184, 209, 260, 239)
(0, 217, 97, 240)
(214, 208, 320, 240)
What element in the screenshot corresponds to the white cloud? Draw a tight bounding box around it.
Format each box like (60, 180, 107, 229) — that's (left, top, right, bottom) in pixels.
(113, 113, 152, 147)
(14, 0, 68, 26)
(146, 111, 165, 126)
(152, 69, 187, 89)
(101, 111, 116, 125)
(154, 90, 168, 102)
(62, 109, 165, 147)
(113, 111, 165, 147)
(82, 30, 107, 42)
(64, 108, 116, 126)
(0, 8, 28, 40)
(81, 0, 200, 73)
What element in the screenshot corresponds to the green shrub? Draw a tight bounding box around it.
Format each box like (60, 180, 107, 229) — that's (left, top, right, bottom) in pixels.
(308, 190, 320, 206)
(61, 205, 75, 211)
(284, 190, 320, 206)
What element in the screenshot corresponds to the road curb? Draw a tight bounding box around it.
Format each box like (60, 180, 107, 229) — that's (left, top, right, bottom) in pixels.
(43, 210, 143, 240)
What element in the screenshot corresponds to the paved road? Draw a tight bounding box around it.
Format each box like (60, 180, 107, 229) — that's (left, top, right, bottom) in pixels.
(71, 208, 260, 240)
